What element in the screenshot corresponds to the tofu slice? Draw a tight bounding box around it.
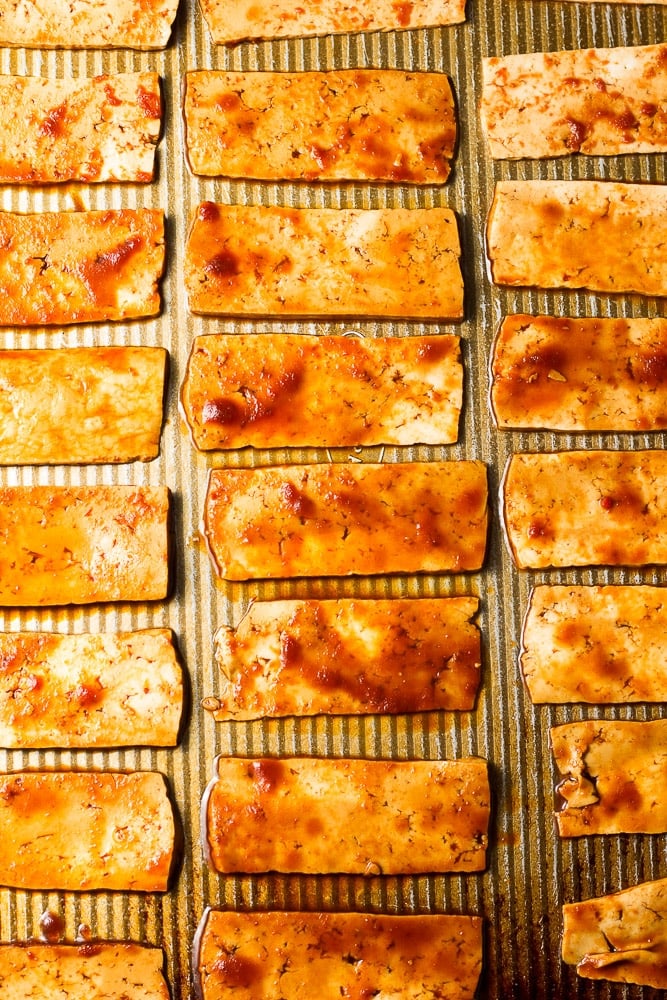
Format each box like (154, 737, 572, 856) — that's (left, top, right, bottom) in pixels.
(0, 0, 179, 49)
(486, 180, 667, 296)
(491, 315, 667, 432)
(563, 878, 667, 987)
(181, 333, 462, 449)
(0, 346, 166, 464)
(481, 43, 667, 159)
(198, 0, 466, 45)
(0, 485, 169, 606)
(0, 770, 175, 890)
(502, 450, 667, 569)
(203, 462, 488, 580)
(195, 910, 483, 1000)
(1, 942, 170, 999)
(0, 208, 164, 326)
(0, 628, 182, 748)
(203, 756, 490, 874)
(521, 584, 667, 703)
(185, 202, 464, 320)
(206, 596, 481, 719)
(0, 72, 161, 184)
(551, 719, 667, 836)
(184, 69, 456, 184)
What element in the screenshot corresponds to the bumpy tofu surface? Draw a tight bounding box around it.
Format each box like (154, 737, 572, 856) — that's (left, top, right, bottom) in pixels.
(0, 629, 182, 748)
(195, 910, 483, 1000)
(206, 596, 481, 719)
(185, 202, 464, 320)
(204, 756, 490, 874)
(203, 462, 488, 580)
(181, 333, 462, 449)
(184, 69, 456, 183)
(0, 770, 175, 890)
(0, 0, 179, 48)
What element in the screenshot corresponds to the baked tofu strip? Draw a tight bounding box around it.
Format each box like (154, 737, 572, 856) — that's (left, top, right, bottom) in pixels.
(0, 629, 182, 749)
(203, 462, 488, 581)
(502, 450, 667, 569)
(1, 942, 170, 999)
(0, 485, 169, 606)
(181, 333, 462, 449)
(491, 315, 667, 432)
(0, 346, 166, 465)
(0, 72, 162, 184)
(195, 910, 483, 1000)
(481, 43, 667, 159)
(551, 719, 667, 836)
(184, 69, 456, 184)
(0, 208, 164, 326)
(0, 0, 179, 49)
(0, 770, 175, 890)
(521, 585, 667, 703)
(206, 596, 481, 720)
(199, 0, 466, 45)
(204, 756, 490, 874)
(563, 878, 667, 987)
(185, 202, 463, 320)
(486, 180, 667, 297)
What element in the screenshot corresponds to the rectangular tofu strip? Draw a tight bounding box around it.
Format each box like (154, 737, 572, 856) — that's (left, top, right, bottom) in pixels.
(551, 719, 667, 836)
(181, 333, 462, 449)
(0, 629, 182, 748)
(185, 202, 463, 320)
(0, 485, 169, 606)
(491, 315, 667, 432)
(563, 878, 667, 987)
(195, 910, 483, 1000)
(0, 346, 166, 464)
(204, 756, 490, 873)
(206, 596, 481, 719)
(502, 450, 667, 569)
(486, 180, 667, 296)
(203, 462, 488, 580)
(0, 0, 179, 49)
(198, 0, 466, 45)
(521, 585, 667, 703)
(0, 770, 175, 890)
(184, 69, 456, 184)
(0, 208, 164, 326)
(1, 942, 170, 999)
(481, 43, 667, 159)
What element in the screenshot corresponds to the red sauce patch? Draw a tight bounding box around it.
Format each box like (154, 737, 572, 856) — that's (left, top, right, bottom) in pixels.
(202, 398, 240, 425)
(250, 759, 284, 793)
(198, 201, 220, 223)
(204, 250, 239, 281)
(138, 85, 162, 119)
(281, 482, 313, 518)
(39, 103, 68, 138)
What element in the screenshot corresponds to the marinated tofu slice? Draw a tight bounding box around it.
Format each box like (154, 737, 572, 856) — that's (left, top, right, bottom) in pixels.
(521, 584, 667, 703)
(0, 485, 169, 606)
(185, 202, 463, 320)
(491, 315, 667, 432)
(195, 910, 483, 1000)
(0, 0, 179, 49)
(0, 628, 182, 748)
(0, 72, 162, 183)
(205, 596, 481, 719)
(0, 346, 166, 464)
(1, 941, 170, 999)
(203, 756, 490, 874)
(502, 450, 667, 569)
(563, 877, 667, 987)
(0, 770, 175, 890)
(181, 333, 462, 449)
(486, 180, 667, 296)
(203, 462, 488, 581)
(0, 208, 164, 326)
(551, 719, 667, 836)
(198, 0, 466, 45)
(481, 43, 667, 159)
(184, 69, 456, 183)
